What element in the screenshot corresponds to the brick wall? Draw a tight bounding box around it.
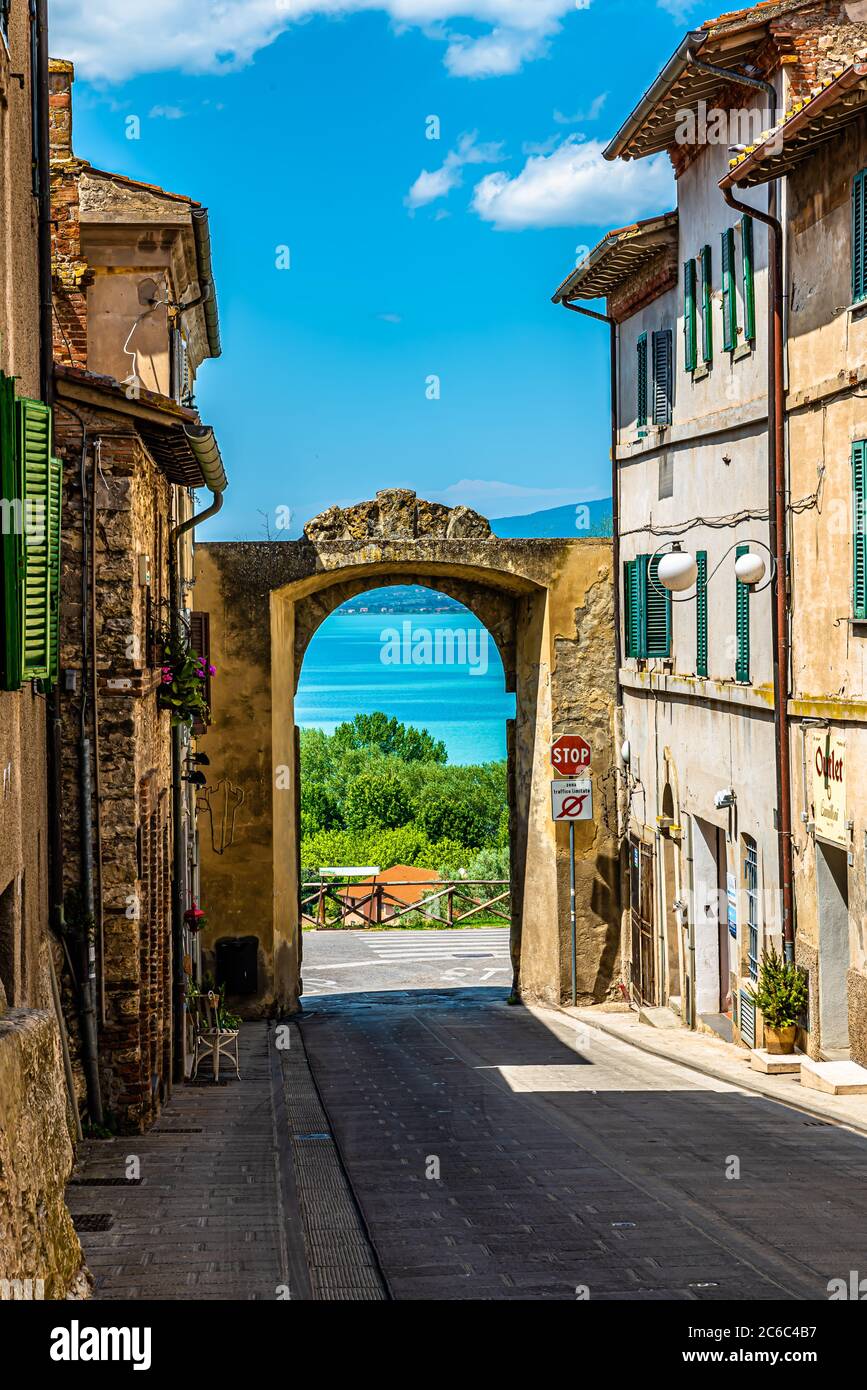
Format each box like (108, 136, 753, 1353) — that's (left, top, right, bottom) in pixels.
(50, 61, 89, 369)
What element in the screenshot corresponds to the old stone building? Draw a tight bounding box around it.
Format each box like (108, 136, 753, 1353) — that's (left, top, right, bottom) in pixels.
(195, 490, 619, 1017)
(50, 60, 227, 1131)
(553, 0, 867, 1051)
(723, 58, 867, 1066)
(0, 4, 83, 1297)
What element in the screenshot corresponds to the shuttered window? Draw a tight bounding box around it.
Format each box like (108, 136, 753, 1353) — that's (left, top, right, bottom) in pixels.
(652, 329, 672, 426)
(637, 333, 648, 428)
(721, 227, 737, 352)
(853, 441, 867, 619)
(736, 543, 751, 683)
(700, 245, 713, 364)
(623, 555, 671, 660)
(189, 610, 212, 731)
(742, 216, 756, 343)
(696, 550, 708, 678)
(853, 170, 867, 304)
(0, 376, 57, 689)
(684, 259, 697, 374)
(45, 458, 63, 686)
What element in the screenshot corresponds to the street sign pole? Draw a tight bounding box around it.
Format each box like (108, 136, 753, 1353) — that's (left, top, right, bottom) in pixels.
(569, 820, 577, 1008)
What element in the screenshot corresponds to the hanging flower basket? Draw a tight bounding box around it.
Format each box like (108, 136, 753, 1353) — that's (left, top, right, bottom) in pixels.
(156, 625, 216, 729)
(184, 901, 207, 934)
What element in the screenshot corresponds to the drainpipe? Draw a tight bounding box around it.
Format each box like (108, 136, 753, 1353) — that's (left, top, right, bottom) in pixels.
(169, 450, 225, 1084)
(555, 300, 621, 700)
(684, 50, 778, 115)
(721, 182, 793, 964)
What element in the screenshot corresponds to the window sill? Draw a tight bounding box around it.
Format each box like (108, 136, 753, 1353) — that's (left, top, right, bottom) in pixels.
(692, 362, 711, 383)
(733, 341, 754, 363)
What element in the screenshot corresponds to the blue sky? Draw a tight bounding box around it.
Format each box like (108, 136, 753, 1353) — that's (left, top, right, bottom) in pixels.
(50, 0, 696, 540)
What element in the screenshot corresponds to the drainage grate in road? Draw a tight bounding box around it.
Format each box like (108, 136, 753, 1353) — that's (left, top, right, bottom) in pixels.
(152, 1127, 204, 1134)
(73, 1213, 114, 1232)
(68, 1177, 142, 1187)
(804, 1120, 832, 1127)
(293, 1132, 331, 1141)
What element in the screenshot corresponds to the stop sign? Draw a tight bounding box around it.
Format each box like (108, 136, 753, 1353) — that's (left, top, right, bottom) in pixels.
(551, 734, 591, 774)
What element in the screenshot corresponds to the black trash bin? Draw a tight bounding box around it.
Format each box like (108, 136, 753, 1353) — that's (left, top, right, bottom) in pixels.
(215, 935, 259, 997)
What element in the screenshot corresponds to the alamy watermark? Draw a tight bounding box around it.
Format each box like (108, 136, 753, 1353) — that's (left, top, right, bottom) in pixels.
(380, 620, 489, 677)
(0, 497, 46, 546)
(675, 101, 783, 157)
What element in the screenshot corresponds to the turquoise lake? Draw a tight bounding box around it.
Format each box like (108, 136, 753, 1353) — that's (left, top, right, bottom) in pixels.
(295, 609, 516, 765)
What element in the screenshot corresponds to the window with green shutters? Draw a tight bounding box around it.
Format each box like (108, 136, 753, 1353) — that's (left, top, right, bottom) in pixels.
(742, 215, 756, 343)
(0, 374, 59, 689)
(700, 245, 713, 364)
(721, 227, 737, 352)
(684, 259, 697, 374)
(637, 332, 648, 429)
(735, 543, 750, 683)
(696, 550, 708, 677)
(652, 329, 672, 425)
(853, 440, 867, 619)
(853, 170, 867, 304)
(623, 554, 672, 660)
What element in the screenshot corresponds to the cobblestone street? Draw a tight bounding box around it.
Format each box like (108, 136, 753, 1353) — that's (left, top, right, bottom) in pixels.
(66, 933, 867, 1302)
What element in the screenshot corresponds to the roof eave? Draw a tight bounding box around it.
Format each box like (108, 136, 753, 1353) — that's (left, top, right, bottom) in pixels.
(604, 30, 708, 161)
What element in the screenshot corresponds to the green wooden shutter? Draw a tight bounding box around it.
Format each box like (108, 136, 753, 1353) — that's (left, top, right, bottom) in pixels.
(624, 558, 643, 659)
(652, 330, 672, 425)
(853, 441, 867, 619)
(15, 397, 52, 681)
(700, 245, 713, 364)
(645, 554, 671, 658)
(0, 372, 19, 689)
(736, 543, 750, 682)
(742, 215, 756, 343)
(696, 550, 708, 678)
(684, 259, 697, 374)
(853, 170, 867, 304)
(721, 227, 737, 352)
(637, 333, 648, 428)
(45, 457, 62, 685)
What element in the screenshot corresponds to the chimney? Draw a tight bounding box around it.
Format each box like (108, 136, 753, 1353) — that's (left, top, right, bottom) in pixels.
(48, 59, 75, 162)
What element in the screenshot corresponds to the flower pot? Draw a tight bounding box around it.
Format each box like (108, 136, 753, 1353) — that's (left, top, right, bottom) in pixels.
(764, 1024, 797, 1055)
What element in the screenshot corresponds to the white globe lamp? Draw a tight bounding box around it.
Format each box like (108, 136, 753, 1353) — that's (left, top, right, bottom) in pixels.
(658, 544, 697, 593)
(734, 550, 766, 588)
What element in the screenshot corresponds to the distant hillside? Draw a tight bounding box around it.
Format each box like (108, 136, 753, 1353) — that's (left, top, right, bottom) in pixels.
(490, 498, 613, 540)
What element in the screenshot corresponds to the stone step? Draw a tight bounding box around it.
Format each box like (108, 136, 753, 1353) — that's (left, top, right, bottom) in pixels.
(800, 1058, 867, 1096)
(638, 1006, 680, 1030)
(750, 1048, 801, 1076)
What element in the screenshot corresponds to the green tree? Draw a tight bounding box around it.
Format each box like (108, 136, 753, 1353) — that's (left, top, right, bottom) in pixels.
(344, 770, 411, 832)
(332, 712, 447, 764)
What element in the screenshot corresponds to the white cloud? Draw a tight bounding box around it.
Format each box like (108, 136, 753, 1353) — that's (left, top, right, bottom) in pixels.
(472, 136, 674, 231)
(433, 478, 599, 515)
(376, 311, 402, 323)
(48, 0, 589, 83)
(554, 93, 608, 124)
(149, 105, 185, 119)
(444, 26, 549, 78)
(405, 131, 504, 210)
(656, 0, 698, 20)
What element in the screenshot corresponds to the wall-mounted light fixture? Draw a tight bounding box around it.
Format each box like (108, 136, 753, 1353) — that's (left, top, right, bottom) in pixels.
(650, 539, 775, 602)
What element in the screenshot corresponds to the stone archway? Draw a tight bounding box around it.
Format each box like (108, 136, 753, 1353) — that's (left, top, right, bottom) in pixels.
(193, 491, 620, 1014)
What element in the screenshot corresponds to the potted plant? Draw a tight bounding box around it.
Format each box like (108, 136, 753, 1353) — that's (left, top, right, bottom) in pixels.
(746, 946, 808, 1054)
(155, 623, 215, 729)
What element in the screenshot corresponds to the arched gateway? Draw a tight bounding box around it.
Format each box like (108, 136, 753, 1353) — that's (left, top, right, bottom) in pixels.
(194, 491, 620, 1013)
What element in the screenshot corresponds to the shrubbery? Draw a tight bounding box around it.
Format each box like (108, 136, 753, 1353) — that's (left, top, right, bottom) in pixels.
(300, 713, 509, 878)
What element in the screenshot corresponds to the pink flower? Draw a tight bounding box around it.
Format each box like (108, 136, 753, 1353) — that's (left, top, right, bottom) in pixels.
(208, 664, 216, 676)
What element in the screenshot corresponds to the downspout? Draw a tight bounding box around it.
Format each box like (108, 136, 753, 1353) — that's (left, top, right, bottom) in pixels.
(721, 182, 794, 964)
(684, 50, 778, 113)
(169, 472, 224, 1084)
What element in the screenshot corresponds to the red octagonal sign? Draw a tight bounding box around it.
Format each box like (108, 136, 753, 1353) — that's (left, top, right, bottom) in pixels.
(551, 734, 592, 774)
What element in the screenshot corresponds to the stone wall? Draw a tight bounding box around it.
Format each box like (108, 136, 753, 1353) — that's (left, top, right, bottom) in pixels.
(0, 1010, 82, 1298)
(55, 402, 175, 1131)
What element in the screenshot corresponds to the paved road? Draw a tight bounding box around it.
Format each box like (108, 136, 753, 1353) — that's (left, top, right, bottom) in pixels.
(301, 926, 512, 998)
(300, 931, 867, 1301)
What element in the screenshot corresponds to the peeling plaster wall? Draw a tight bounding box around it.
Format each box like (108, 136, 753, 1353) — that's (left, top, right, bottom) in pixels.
(194, 520, 618, 1013)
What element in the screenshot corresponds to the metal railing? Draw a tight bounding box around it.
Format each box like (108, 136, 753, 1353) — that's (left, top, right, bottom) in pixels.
(300, 879, 510, 930)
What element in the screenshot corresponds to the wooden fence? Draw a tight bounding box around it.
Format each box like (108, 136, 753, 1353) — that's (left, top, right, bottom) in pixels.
(300, 879, 510, 930)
